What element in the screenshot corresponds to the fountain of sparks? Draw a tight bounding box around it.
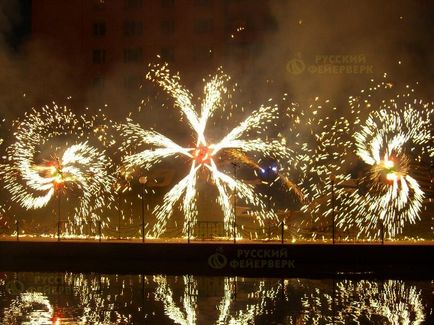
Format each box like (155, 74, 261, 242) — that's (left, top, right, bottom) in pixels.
(278, 96, 354, 240)
(2, 104, 115, 236)
(119, 63, 289, 238)
(335, 81, 434, 239)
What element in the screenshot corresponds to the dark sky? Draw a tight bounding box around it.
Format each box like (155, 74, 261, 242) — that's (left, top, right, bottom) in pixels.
(1, 0, 31, 50)
(0, 0, 433, 117)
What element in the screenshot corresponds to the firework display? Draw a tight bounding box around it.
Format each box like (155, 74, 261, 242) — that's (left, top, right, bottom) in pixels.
(0, 67, 431, 241)
(2, 104, 114, 234)
(120, 63, 289, 238)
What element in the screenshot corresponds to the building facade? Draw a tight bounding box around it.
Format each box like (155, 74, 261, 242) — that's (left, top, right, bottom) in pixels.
(32, 0, 275, 106)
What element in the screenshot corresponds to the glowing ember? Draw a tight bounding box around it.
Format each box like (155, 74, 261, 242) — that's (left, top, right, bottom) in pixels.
(193, 145, 212, 164)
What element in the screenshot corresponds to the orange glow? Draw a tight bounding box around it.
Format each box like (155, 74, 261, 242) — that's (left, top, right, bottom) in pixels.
(193, 146, 212, 164)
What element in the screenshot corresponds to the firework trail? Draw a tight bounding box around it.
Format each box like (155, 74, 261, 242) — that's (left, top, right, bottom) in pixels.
(301, 280, 426, 324)
(336, 81, 433, 239)
(2, 104, 114, 233)
(120, 63, 289, 237)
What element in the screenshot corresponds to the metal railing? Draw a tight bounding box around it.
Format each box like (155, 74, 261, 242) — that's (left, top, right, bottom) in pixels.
(0, 218, 416, 244)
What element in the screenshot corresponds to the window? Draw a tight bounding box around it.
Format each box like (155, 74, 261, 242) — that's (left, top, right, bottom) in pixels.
(161, 0, 175, 8)
(194, 19, 213, 33)
(92, 22, 106, 37)
(160, 47, 175, 62)
(92, 76, 105, 89)
(194, 46, 213, 61)
(160, 20, 175, 35)
(93, 0, 105, 10)
(92, 49, 106, 64)
(123, 21, 143, 36)
(125, 0, 143, 8)
(124, 75, 142, 89)
(124, 48, 143, 63)
(194, 0, 212, 6)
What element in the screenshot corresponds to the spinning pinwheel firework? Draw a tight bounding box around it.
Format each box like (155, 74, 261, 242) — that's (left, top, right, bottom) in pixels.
(120, 64, 288, 237)
(336, 81, 433, 239)
(3, 104, 114, 232)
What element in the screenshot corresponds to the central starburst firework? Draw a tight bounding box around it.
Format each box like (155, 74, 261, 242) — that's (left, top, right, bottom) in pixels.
(120, 64, 288, 237)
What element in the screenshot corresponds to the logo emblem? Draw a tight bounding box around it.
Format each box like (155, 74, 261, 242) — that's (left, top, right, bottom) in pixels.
(208, 248, 227, 269)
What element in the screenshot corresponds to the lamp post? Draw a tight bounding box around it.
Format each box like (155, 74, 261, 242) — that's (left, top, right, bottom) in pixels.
(330, 174, 336, 244)
(232, 163, 238, 244)
(57, 190, 61, 242)
(16, 219, 19, 241)
(380, 216, 384, 245)
(139, 176, 147, 243)
(260, 162, 279, 241)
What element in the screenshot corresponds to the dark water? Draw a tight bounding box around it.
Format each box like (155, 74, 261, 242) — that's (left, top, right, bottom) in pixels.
(0, 272, 432, 324)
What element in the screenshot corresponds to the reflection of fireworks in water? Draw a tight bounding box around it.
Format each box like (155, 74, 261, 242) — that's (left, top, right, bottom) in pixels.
(301, 280, 426, 324)
(3, 105, 114, 233)
(153, 275, 282, 325)
(336, 82, 433, 238)
(64, 273, 131, 324)
(3, 292, 54, 324)
(120, 64, 288, 237)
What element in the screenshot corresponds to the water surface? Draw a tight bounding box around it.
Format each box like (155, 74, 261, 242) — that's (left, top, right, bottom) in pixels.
(0, 272, 432, 324)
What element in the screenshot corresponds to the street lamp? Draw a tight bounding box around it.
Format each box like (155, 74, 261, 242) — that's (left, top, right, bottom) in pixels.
(139, 176, 147, 243)
(259, 161, 279, 241)
(330, 174, 336, 244)
(232, 163, 238, 244)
